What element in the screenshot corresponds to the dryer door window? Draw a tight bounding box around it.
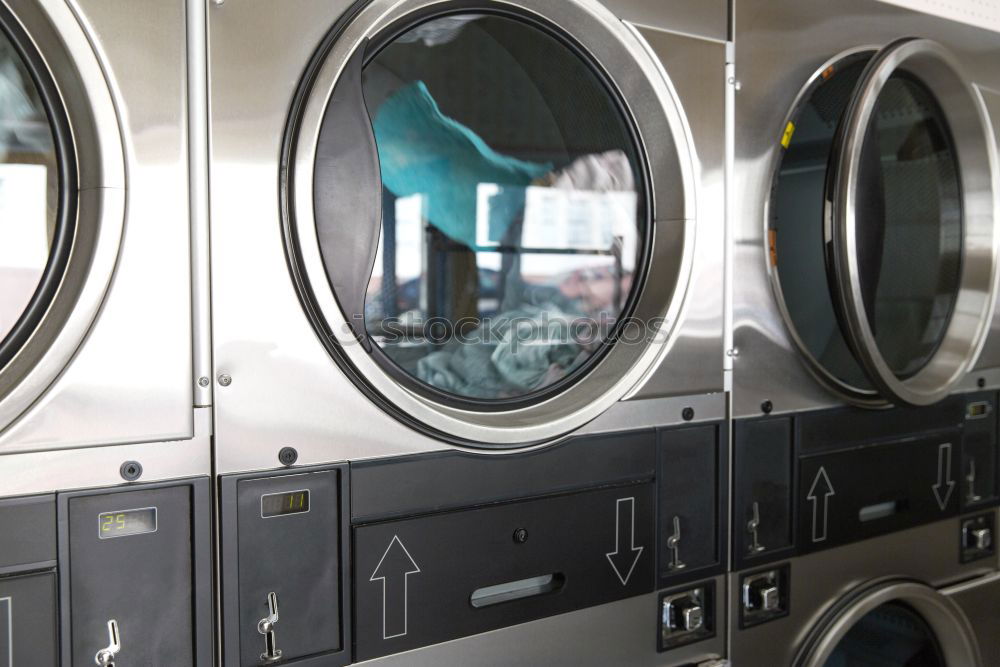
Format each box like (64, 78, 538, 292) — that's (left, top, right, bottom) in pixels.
(0, 25, 71, 370)
(356, 14, 645, 404)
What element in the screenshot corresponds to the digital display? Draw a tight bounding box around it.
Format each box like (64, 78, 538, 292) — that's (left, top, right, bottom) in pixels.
(261, 490, 310, 518)
(98, 507, 157, 539)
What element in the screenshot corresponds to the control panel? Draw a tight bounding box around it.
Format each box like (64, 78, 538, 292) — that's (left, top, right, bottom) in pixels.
(59, 479, 213, 666)
(220, 465, 351, 667)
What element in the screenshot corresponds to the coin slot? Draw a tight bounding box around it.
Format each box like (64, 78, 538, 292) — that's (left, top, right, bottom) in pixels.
(858, 500, 898, 522)
(470, 573, 565, 608)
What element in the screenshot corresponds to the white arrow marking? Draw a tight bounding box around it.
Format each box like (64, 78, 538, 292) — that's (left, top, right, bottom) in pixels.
(807, 467, 835, 543)
(605, 497, 644, 586)
(933, 443, 955, 511)
(370, 535, 421, 639)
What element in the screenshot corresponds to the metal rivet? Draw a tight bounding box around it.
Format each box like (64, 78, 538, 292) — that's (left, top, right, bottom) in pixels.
(761, 400, 773, 415)
(198, 376, 210, 388)
(218, 373, 232, 387)
(513, 528, 529, 544)
(682, 407, 695, 422)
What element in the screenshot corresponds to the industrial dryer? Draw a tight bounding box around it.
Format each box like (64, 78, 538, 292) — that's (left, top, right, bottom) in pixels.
(0, 0, 213, 664)
(729, 0, 1000, 664)
(208, 0, 730, 664)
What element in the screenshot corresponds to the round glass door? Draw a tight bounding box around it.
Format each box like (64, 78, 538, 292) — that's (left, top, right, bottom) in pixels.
(286, 0, 693, 446)
(358, 14, 645, 405)
(0, 26, 71, 370)
(770, 39, 996, 407)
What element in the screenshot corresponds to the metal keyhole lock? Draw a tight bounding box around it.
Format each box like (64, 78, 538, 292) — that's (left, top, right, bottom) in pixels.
(258, 591, 283, 663)
(666, 515, 686, 570)
(747, 502, 765, 554)
(94, 619, 121, 667)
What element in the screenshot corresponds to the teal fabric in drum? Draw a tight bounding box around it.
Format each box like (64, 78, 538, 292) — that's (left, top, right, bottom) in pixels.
(371, 80, 551, 248)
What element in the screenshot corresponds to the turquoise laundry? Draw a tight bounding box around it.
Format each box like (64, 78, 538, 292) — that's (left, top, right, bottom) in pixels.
(371, 80, 552, 248)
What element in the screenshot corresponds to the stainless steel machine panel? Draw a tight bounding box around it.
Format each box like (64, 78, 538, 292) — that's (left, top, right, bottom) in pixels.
(208, 0, 728, 472)
(0, 0, 198, 455)
(729, 513, 999, 666)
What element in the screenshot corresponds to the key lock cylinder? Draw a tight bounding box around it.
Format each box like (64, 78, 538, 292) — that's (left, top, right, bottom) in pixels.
(95, 620, 121, 667)
(258, 591, 283, 663)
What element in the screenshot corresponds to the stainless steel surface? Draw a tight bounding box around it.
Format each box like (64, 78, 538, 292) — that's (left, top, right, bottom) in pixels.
(0, 408, 211, 499)
(209, 0, 726, 471)
(729, 512, 999, 665)
(828, 39, 997, 406)
(732, 0, 1000, 417)
(601, 0, 728, 41)
(0, 0, 198, 450)
(356, 583, 726, 666)
(188, 0, 214, 409)
(943, 572, 1000, 663)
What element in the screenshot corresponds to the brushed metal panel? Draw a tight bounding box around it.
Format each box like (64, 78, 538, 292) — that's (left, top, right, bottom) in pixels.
(357, 584, 726, 666)
(628, 27, 726, 400)
(601, 0, 728, 41)
(209, 0, 727, 472)
(0, 0, 195, 449)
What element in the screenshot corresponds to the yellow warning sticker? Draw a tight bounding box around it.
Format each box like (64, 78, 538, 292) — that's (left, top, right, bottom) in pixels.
(780, 121, 796, 149)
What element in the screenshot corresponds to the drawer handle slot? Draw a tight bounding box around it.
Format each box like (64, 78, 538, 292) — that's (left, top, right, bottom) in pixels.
(470, 573, 565, 608)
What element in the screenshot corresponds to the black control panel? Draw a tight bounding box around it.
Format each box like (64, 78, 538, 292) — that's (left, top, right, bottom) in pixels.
(0, 495, 58, 667)
(734, 393, 1000, 562)
(59, 479, 214, 666)
(220, 465, 351, 667)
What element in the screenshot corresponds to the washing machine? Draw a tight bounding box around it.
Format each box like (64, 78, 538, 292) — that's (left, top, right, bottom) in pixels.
(0, 0, 213, 664)
(209, 0, 729, 664)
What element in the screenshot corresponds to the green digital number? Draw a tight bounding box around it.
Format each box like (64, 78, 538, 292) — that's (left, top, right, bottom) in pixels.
(101, 515, 113, 533)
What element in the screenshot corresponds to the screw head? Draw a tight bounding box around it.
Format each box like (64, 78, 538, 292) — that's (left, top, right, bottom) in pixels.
(761, 400, 773, 415)
(682, 407, 695, 422)
(278, 447, 298, 467)
(513, 528, 529, 544)
(120, 460, 143, 482)
(198, 376, 210, 388)
(218, 373, 232, 387)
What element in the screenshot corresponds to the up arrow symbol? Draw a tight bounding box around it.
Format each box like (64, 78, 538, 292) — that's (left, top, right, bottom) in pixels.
(807, 467, 835, 543)
(933, 443, 955, 511)
(606, 497, 644, 586)
(370, 535, 421, 640)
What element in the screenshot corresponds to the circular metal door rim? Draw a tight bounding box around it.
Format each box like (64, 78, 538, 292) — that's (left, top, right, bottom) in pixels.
(795, 580, 982, 667)
(828, 38, 998, 407)
(0, 0, 127, 433)
(286, 0, 697, 446)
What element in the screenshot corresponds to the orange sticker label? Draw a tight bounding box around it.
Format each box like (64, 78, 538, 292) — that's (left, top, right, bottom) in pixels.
(768, 229, 778, 267)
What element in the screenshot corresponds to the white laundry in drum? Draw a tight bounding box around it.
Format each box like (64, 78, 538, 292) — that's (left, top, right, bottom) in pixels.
(877, 0, 1000, 33)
